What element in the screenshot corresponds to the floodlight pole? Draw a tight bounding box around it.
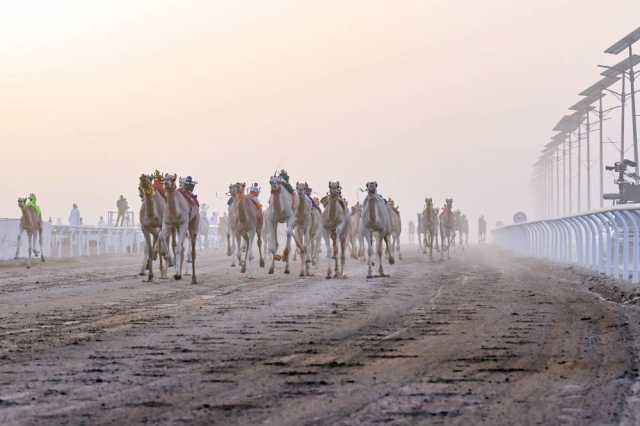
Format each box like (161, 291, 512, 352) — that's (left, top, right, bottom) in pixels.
(562, 138, 567, 214)
(586, 111, 591, 210)
(568, 131, 573, 213)
(577, 121, 582, 212)
(599, 93, 604, 208)
(629, 46, 639, 179)
(621, 71, 626, 164)
(556, 149, 560, 215)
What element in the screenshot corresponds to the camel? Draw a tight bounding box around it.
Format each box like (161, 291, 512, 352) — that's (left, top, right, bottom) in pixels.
(416, 212, 425, 252)
(15, 198, 44, 268)
(422, 198, 437, 260)
(291, 182, 314, 276)
(478, 215, 487, 243)
(433, 207, 440, 252)
(387, 200, 402, 261)
(461, 214, 469, 248)
(160, 174, 200, 283)
(439, 199, 454, 260)
(308, 196, 323, 266)
(320, 181, 350, 279)
(231, 182, 264, 273)
(138, 174, 167, 282)
(226, 184, 239, 262)
(360, 182, 394, 278)
(266, 174, 296, 274)
(453, 210, 464, 251)
(349, 203, 364, 260)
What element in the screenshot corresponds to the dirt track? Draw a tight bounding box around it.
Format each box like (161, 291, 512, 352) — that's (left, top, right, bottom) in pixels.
(2, 246, 640, 425)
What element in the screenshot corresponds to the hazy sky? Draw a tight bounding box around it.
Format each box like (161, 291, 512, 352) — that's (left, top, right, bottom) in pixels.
(2, 1, 640, 231)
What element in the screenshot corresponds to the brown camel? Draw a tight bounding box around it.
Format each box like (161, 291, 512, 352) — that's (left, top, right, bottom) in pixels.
(138, 174, 168, 282)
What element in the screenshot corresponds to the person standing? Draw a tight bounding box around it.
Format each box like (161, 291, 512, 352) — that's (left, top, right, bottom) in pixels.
(69, 203, 82, 226)
(115, 195, 129, 227)
(408, 220, 416, 244)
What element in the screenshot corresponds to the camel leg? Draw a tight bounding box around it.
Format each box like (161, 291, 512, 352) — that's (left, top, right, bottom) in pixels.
(190, 233, 198, 284)
(241, 233, 251, 274)
(296, 228, 305, 277)
(174, 227, 187, 280)
(236, 233, 244, 272)
(15, 228, 22, 260)
(268, 222, 277, 274)
(339, 234, 347, 278)
(257, 230, 265, 268)
(376, 234, 385, 277)
(38, 229, 45, 262)
(26, 232, 32, 269)
(284, 220, 294, 275)
(384, 235, 395, 265)
(365, 231, 374, 278)
(141, 231, 152, 276)
(396, 234, 402, 261)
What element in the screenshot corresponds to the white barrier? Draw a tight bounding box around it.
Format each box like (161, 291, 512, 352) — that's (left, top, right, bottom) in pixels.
(493, 206, 640, 283)
(0, 219, 52, 260)
(1, 219, 223, 261)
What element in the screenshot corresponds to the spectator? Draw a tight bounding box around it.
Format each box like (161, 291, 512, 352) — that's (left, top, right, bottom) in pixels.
(115, 195, 129, 227)
(69, 203, 81, 226)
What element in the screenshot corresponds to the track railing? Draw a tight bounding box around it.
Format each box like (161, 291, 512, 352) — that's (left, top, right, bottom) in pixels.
(492, 206, 640, 283)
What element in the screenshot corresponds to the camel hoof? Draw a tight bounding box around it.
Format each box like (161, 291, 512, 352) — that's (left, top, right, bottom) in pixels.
(260, 259, 265, 268)
(241, 266, 247, 273)
(174, 274, 182, 280)
(139, 272, 146, 276)
(300, 272, 305, 277)
(326, 274, 332, 280)
(191, 279, 198, 285)
(268, 268, 274, 274)
(366, 274, 373, 279)
(284, 269, 290, 274)
(388, 257, 395, 265)
(26, 265, 31, 269)
(41, 257, 45, 263)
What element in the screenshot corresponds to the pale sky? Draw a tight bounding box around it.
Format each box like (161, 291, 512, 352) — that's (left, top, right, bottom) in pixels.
(2, 1, 640, 232)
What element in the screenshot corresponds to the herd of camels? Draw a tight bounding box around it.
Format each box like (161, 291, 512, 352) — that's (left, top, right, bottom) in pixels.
(14, 170, 470, 280)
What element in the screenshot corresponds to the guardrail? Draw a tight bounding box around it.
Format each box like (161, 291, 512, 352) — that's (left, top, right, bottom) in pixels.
(492, 207, 640, 283)
(0, 219, 222, 260)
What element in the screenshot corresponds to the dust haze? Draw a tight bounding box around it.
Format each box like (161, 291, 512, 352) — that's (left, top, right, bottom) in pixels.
(2, 0, 639, 231)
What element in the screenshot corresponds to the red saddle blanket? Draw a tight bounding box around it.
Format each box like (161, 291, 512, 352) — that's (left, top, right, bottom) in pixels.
(178, 188, 199, 208)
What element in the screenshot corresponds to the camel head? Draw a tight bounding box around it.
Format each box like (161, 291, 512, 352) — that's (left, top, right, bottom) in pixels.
(328, 181, 341, 197)
(445, 198, 453, 210)
(139, 174, 154, 196)
(425, 198, 433, 208)
(269, 175, 281, 193)
(296, 182, 307, 196)
(236, 182, 246, 197)
(17, 197, 27, 209)
(365, 181, 378, 195)
(164, 173, 178, 192)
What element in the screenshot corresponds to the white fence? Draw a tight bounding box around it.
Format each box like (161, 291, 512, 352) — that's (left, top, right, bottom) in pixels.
(0, 219, 222, 261)
(493, 207, 640, 283)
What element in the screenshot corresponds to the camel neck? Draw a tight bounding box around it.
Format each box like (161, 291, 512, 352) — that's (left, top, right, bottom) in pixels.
(272, 188, 283, 220)
(144, 192, 155, 220)
(368, 194, 376, 225)
(329, 195, 337, 224)
(167, 189, 178, 221)
(296, 193, 306, 224)
(237, 193, 248, 228)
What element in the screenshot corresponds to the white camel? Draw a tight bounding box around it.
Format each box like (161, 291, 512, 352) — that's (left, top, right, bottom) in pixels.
(138, 174, 168, 281)
(320, 181, 350, 279)
(387, 199, 402, 261)
(266, 174, 296, 274)
(361, 182, 394, 278)
(422, 198, 437, 260)
(439, 198, 454, 260)
(292, 182, 314, 276)
(161, 174, 200, 283)
(349, 203, 364, 260)
(16, 197, 44, 269)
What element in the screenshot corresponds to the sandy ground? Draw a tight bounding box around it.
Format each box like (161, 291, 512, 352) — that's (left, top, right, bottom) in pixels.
(1, 246, 640, 425)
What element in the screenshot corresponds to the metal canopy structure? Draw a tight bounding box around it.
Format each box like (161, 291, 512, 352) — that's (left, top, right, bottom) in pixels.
(600, 54, 640, 77)
(578, 76, 619, 97)
(605, 26, 640, 54)
(569, 93, 604, 112)
(553, 115, 579, 133)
